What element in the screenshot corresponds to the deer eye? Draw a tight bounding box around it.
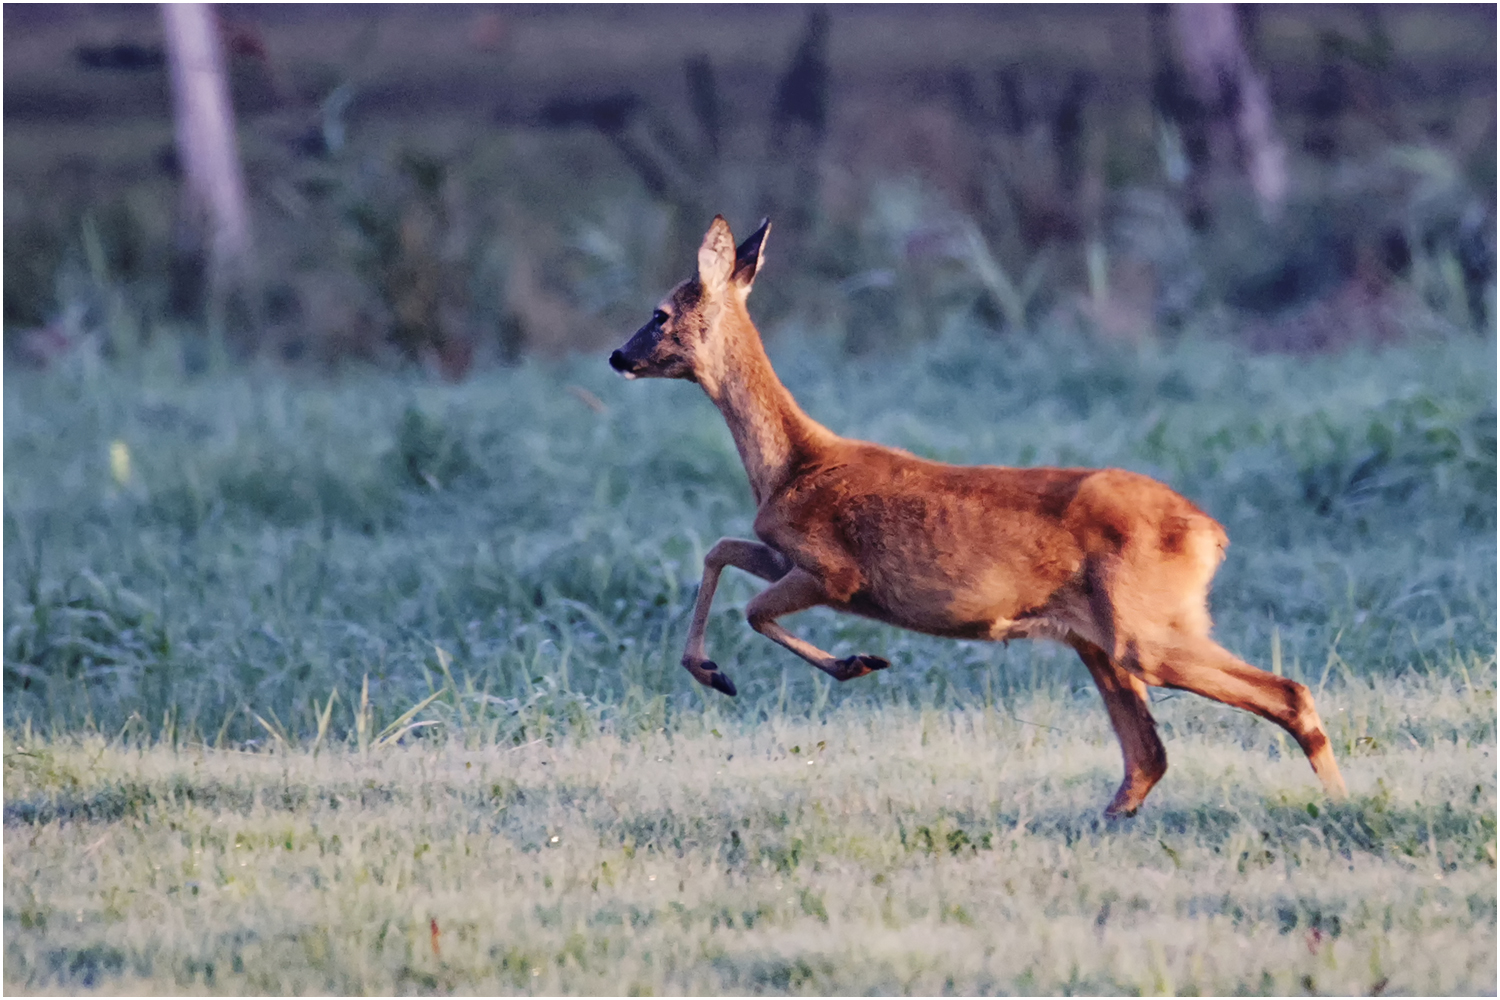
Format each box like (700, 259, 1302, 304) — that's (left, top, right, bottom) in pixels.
(653, 309, 669, 326)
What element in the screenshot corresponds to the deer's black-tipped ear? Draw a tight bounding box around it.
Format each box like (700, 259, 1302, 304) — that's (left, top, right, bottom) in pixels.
(731, 218, 770, 292)
(697, 215, 736, 293)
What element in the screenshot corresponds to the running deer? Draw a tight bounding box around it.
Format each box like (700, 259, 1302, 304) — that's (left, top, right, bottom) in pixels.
(610, 216, 1347, 817)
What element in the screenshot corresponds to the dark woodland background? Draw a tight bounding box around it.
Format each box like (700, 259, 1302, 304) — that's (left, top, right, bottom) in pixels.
(4, 4, 1496, 372)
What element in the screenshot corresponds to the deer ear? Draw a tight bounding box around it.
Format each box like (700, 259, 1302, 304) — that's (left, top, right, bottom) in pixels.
(731, 218, 770, 293)
(697, 215, 736, 293)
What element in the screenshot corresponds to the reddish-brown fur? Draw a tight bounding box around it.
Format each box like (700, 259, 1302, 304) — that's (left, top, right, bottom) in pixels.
(610, 216, 1347, 817)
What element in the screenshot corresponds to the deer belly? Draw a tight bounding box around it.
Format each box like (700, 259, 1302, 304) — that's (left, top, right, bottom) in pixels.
(845, 564, 1035, 640)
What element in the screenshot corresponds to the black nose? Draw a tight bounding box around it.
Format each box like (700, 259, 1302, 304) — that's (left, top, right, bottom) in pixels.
(609, 350, 630, 372)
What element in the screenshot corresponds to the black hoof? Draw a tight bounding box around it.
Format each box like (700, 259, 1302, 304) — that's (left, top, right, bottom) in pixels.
(708, 671, 737, 697)
(833, 654, 890, 679)
(696, 661, 737, 697)
(687, 656, 735, 695)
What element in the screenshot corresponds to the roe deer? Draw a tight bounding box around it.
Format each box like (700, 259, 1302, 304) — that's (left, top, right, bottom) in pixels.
(610, 215, 1347, 817)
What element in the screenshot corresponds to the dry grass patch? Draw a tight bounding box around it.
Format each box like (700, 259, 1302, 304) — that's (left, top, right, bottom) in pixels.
(6, 676, 1494, 995)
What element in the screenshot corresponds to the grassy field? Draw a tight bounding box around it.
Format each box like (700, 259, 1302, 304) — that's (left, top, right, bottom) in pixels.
(4, 684, 1495, 996)
(4, 322, 1496, 993)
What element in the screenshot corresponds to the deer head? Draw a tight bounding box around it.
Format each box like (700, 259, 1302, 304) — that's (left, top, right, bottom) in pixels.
(609, 216, 769, 385)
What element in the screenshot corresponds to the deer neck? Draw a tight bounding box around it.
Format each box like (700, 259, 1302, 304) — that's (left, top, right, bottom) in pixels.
(699, 310, 831, 507)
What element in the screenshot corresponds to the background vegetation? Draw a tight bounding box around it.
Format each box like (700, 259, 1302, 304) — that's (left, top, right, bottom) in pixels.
(4, 5, 1495, 368)
(1, 325, 1495, 741)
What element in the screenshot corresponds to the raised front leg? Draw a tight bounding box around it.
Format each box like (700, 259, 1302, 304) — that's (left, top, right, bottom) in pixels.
(745, 568, 890, 681)
(682, 538, 791, 696)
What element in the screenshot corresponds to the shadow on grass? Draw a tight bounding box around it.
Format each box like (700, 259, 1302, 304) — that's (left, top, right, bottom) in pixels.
(1, 776, 409, 825)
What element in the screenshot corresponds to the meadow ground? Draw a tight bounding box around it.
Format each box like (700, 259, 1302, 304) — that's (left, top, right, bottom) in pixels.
(4, 683, 1495, 996)
(4, 322, 1496, 993)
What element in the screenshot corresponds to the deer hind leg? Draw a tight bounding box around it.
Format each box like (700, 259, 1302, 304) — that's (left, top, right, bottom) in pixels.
(745, 568, 890, 681)
(682, 538, 791, 697)
(1128, 630, 1347, 800)
(1071, 638, 1168, 818)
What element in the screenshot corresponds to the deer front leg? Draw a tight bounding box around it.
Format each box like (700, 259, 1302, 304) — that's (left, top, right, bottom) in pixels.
(745, 568, 890, 681)
(682, 538, 791, 697)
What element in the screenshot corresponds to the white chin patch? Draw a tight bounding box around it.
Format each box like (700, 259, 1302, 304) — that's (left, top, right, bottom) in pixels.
(618, 370, 638, 380)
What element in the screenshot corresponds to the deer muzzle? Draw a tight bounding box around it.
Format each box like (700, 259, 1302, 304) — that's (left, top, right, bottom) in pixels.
(609, 318, 662, 378)
(608, 350, 639, 378)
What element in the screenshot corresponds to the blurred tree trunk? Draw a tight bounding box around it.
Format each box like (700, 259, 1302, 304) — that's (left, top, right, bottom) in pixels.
(162, 3, 251, 291)
(1168, 3, 1288, 216)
